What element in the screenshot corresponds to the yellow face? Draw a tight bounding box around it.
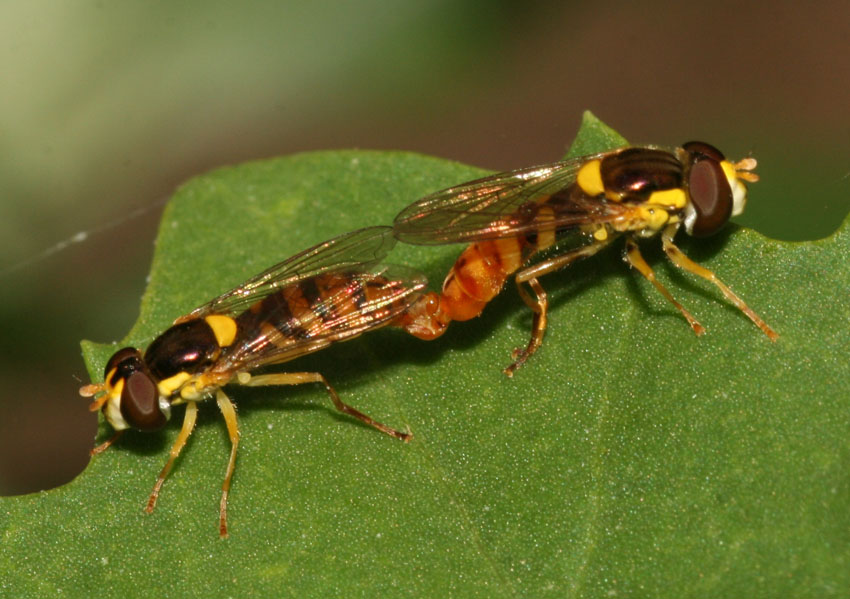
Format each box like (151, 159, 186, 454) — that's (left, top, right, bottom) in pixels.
(720, 159, 750, 218)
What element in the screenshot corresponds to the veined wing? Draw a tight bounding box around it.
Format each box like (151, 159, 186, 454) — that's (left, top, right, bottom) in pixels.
(393, 154, 627, 245)
(215, 264, 427, 372)
(185, 226, 398, 320)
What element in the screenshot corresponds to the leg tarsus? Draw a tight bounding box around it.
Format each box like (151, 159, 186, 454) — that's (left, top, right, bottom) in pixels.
(504, 277, 548, 377)
(660, 225, 778, 340)
(90, 430, 124, 456)
(215, 389, 239, 538)
(624, 237, 706, 335)
(146, 401, 198, 515)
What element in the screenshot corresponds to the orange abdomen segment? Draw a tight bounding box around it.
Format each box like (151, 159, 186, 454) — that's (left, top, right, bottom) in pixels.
(441, 237, 524, 321)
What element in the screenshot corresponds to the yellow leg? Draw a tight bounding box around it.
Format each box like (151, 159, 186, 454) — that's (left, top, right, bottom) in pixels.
(660, 225, 778, 340)
(146, 401, 198, 514)
(242, 372, 411, 442)
(215, 390, 239, 539)
(624, 237, 706, 335)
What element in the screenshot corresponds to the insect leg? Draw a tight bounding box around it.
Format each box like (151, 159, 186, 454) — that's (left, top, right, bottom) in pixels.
(503, 277, 547, 377)
(146, 401, 199, 515)
(242, 372, 411, 442)
(515, 238, 611, 284)
(624, 237, 706, 335)
(504, 239, 612, 373)
(90, 430, 125, 456)
(660, 225, 778, 340)
(215, 389, 239, 538)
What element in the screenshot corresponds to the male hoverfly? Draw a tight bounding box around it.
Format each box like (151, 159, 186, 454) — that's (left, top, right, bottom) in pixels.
(80, 226, 425, 536)
(394, 141, 778, 375)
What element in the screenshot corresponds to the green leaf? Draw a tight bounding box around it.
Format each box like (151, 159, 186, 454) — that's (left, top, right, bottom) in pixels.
(2, 114, 848, 597)
(565, 110, 628, 158)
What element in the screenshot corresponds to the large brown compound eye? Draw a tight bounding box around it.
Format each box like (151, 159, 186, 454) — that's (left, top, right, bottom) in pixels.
(687, 156, 733, 237)
(120, 371, 169, 431)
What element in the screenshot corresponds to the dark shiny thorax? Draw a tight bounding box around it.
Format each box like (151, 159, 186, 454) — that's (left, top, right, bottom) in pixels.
(143, 319, 220, 381)
(600, 148, 683, 202)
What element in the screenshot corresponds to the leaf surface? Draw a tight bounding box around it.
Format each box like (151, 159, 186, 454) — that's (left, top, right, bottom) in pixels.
(2, 113, 847, 598)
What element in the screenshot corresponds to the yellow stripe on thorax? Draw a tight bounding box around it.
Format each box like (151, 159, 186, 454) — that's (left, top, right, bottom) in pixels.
(576, 159, 604, 197)
(158, 371, 191, 397)
(205, 315, 238, 347)
(646, 188, 686, 209)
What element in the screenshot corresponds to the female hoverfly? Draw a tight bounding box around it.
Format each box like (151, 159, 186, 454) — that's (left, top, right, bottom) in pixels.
(80, 226, 425, 537)
(394, 141, 778, 375)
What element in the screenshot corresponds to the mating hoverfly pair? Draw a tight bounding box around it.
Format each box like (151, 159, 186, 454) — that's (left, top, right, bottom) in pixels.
(80, 140, 777, 536)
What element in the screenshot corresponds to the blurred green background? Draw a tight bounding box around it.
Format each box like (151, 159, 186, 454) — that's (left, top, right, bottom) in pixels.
(1, 1, 848, 495)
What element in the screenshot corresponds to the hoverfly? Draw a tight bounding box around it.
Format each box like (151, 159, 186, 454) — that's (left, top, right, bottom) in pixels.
(80, 226, 424, 537)
(394, 141, 778, 375)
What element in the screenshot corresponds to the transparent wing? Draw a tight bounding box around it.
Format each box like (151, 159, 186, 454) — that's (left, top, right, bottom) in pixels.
(393, 154, 627, 245)
(216, 264, 427, 372)
(185, 226, 398, 319)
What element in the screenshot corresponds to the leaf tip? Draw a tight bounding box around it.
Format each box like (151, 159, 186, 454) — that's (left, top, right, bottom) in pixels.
(566, 111, 630, 159)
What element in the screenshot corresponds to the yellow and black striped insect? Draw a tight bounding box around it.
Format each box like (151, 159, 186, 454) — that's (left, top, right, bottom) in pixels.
(80, 226, 424, 537)
(395, 141, 778, 375)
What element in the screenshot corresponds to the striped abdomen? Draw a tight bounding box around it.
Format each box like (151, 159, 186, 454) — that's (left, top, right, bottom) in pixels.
(230, 271, 411, 356)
